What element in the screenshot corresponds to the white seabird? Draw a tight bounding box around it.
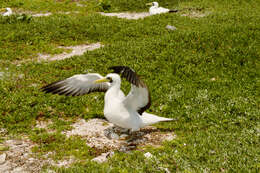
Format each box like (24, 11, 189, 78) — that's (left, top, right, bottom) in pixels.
(42, 66, 173, 132)
(146, 2, 178, 15)
(0, 8, 13, 16)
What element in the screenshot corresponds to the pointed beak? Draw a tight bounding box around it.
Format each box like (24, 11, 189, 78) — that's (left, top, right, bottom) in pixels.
(146, 2, 153, 6)
(0, 8, 5, 12)
(94, 78, 109, 84)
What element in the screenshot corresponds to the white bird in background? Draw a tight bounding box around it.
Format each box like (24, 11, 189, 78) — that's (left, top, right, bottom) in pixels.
(0, 8, 13, 16)
(42, 66, 173, 132)
(146, 2, 178, 15)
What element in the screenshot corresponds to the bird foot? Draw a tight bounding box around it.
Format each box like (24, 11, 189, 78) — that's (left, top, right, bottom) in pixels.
(104, 126, 131, 140)
(119, 134, 130, 140)
(112, 126, 129, 134)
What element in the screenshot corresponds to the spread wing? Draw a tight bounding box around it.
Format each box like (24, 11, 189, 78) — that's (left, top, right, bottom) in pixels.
(109, 66, 151, 115)
(41, 73, 110, 96)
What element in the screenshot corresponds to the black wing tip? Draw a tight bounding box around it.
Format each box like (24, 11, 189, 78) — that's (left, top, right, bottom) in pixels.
(41, 84, 54, 93)
(41, 81, 69, 96)
(169, 9, 178, 13)
(108, 66, 134, 73)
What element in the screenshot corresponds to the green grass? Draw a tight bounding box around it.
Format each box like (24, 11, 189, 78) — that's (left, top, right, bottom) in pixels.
(0, 0, 259, 172)
(0, 0, 97, 13)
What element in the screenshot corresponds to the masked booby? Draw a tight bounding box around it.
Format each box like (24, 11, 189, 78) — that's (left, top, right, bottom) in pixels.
(146, 2, 178, 15)
(41, 66, 173, 132)
(0, 8, 12, 16)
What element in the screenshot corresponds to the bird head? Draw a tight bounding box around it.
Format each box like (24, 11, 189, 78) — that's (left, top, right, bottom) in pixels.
(94, 73, 121, 86)
(6, 8, 12, 13)
(0, 8, 11, 13)
(146, 2, 159, 7)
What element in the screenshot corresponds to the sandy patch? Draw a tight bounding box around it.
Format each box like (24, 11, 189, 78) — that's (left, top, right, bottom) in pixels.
(0, 136, 77, 172)
(0, 118, 176, 171)
(64, 118, 176, 163)
(65, 119, 114, 148)
(35, 119, 53, 129)
(0, 8, 53, 17)
(64, 118, 176, 152)
(12, 43, 102, 65)
(38, 43, 103, 61)
(32, 12, 52, 17)
(32, 11, 80, 17)
(0, 137, 43, 173)
(99, 12, 150, 20)
(18, 11, 81, 17)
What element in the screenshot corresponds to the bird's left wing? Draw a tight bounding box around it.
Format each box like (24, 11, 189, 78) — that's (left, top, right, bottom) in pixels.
(42, 73, 110, 96)
(109, 66, 151, 115)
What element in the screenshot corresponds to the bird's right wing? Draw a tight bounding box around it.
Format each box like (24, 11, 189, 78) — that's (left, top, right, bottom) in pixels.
(41, 73, 110, 96)
(109, 66, 151, 115)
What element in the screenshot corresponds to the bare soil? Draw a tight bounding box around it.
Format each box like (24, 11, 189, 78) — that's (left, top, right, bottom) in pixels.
(99, 12, 151, 20)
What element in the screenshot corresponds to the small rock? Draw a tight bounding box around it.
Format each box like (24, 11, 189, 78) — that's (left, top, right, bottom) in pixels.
(209, 150, 216, 154)
(126, 145, 136, 150)
(110, 133, 119, 140)
(91, 152, 110, 163)
(108, 151, 115, 157)
(144, 152, 153, 159)
(119, 134, 129, 139)
(0, 162, 11, 172)
(160, 167, 171, 173)
(164, 134, 176, 141)
(28, 158, 34, 163)
(112, 126, 129, 133)
(0, 153, 6, 164)
(166, 25, 177, 30)
(11, 166, 26, 173)
(0, 128, 6, 134)
(13, 140, 23, 145)
(18, 74, 24, 79)
(119, 146, 129, 152)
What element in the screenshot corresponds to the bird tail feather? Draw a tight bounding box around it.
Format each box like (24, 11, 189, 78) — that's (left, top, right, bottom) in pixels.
(169, 9, 178, 13)
(141, 112, 173, 127)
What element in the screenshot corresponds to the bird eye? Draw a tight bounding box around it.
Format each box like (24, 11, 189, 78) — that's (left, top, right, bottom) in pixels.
(106, 77, 113, 83)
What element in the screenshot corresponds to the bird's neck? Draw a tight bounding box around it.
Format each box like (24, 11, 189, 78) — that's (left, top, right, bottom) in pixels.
(105, 84, 121, 102)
